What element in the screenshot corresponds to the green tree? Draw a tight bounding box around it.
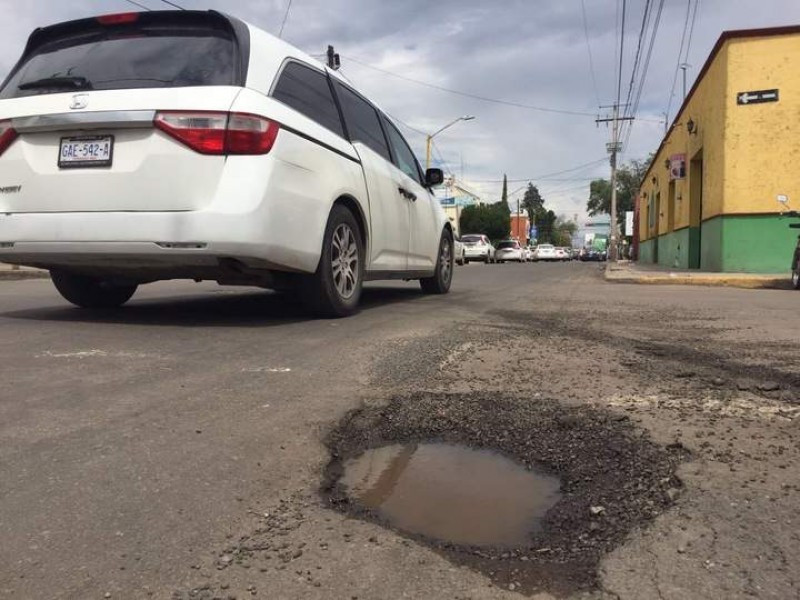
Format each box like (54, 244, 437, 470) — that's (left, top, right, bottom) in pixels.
(499, 174, 510, 214)
(459, 203, 511, 243)
(586, 156, 653, 228)
(521, 183, 544, 219)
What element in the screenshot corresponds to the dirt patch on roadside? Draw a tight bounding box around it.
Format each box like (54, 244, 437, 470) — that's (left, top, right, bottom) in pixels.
(321, 391, 689, 596)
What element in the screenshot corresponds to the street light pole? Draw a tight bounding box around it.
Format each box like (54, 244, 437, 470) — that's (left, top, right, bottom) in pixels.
(425, 115, 475, 171)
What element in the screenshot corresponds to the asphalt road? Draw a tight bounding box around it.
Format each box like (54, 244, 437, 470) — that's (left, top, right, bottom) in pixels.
(1, 262, 799, 599)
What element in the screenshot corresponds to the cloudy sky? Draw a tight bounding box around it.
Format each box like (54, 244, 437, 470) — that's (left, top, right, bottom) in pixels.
(2, 0, 799, 223)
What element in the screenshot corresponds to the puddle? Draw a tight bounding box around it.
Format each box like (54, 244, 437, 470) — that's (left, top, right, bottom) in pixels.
(339, 443, 561, 547)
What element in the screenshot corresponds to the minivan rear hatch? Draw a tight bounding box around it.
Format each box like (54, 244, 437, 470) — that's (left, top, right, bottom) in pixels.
(0, 10, 250, 213)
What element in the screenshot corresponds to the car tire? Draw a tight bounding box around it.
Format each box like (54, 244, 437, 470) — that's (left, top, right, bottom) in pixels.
(299, 204, 364, 318)
(792, 268, 800, 290)
(420, 230, 453, 294)
(50, 270, 137, 308)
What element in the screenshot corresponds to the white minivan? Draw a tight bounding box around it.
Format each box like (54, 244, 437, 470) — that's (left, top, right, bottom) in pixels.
(0, 10, 453, 317)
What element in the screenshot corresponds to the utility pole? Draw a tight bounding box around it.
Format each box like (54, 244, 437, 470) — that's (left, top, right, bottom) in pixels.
(680, 63, 691, 99)
(326, 45, 340, 70)
(596, 106, 634, 262)
(517, 199, 521, 242)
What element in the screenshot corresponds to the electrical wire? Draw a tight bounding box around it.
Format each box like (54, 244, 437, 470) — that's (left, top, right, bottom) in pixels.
(615, 0, 627, 112)
(665, 0, 694, 124)
(620, 0, 666, 150)
(470, 158, 608, 183)
(685, 0, 701, 61)
(159, 0, 185, 8)
(342, 55, 599, 117)
(579, 0, 602, 107)
(123, 0, 152, 10)
(278, 0, 293, 38)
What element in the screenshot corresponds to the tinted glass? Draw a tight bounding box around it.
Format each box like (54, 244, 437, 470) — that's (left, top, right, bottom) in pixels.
(383, 118, 422, 183)
(1, 30, 235, 99)
(272, 62, 344, 137)
(461, 235, 482, 243)
(333, 82, 391, 161)
(497, 241, 518, 249)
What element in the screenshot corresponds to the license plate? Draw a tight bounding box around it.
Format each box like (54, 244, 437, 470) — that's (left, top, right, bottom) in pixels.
(58, 135, 114, 169)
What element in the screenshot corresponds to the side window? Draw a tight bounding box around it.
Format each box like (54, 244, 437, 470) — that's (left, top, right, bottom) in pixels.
(271, 61, 344, 137)
(382, 117, 423, 183)
(333, 82, 392, 161)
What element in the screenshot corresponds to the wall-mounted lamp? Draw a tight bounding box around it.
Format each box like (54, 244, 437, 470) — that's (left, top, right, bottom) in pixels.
(664, 159, 671, 170)
(651, 176, 657, 185)
(687, 118, 697, 135)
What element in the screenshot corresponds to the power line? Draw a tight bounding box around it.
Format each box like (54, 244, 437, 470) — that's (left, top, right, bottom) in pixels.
(278, 0, 293, 38)
(342, 55, 599, 117)
(621, 0, 666, 150)
(122, 0, 152, 10)
(615, 0, 627, 110)
(579, 0, 602, 107)
(665, 0, 694, 124)
(159, 0, 185, 8)
(683, 0, 701, 71)
(470, 158, 608, 183)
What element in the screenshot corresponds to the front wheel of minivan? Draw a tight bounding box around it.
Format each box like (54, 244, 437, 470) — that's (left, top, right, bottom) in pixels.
(300, 205, 364, 318)
(50, 270, 138, 308)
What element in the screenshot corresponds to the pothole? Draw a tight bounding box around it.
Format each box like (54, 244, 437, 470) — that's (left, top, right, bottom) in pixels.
(340, 442, 562, 547)
(322, 391, 689, 595)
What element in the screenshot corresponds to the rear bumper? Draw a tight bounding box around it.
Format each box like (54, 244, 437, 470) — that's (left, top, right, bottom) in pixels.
(0, 207, 323, 277)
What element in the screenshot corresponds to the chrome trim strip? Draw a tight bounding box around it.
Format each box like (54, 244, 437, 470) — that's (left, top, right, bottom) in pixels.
(12, 110, 156, 132)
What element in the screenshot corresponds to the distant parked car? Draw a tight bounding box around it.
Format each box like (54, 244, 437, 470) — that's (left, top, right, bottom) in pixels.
(495, 240, 525, 263)
(554, 247, 568, 261)
(579, 248, 607, 262)
(454, 236, 466, 265)
(462, 234, 496, 263)
(532, 244, 557, 261)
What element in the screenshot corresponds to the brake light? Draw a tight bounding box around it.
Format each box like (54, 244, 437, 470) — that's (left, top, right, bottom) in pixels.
(154, 111, 280, 155)
(0, 120, 18, 157)
(97, 12, 140, 25)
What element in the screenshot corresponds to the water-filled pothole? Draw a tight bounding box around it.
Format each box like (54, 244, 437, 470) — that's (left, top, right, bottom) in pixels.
(340, 442, 561, 547)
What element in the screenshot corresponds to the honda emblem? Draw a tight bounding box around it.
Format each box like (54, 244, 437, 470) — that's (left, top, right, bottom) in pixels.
(69, 94, 89, 110)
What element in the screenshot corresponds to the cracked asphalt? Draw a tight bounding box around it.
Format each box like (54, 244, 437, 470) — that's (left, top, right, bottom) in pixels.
(1, 262, 798, 599)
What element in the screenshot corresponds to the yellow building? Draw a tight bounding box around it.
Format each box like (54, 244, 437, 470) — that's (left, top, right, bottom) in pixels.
(637, 25, 800, 272)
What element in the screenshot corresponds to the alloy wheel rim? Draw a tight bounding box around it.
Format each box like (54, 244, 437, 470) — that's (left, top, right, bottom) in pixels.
(331, 223, 359, 299)
(794, 270, 799, 286)
(440, 238, 452, 283)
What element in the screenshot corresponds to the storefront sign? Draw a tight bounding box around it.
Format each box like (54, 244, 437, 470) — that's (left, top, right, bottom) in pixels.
(669, 153, 686, 180)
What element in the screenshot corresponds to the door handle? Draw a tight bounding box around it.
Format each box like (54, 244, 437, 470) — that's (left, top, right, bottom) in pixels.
(398, 186, 417, 202)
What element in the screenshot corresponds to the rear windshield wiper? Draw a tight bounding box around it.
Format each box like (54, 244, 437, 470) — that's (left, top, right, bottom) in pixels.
(18, 76, 93, 91)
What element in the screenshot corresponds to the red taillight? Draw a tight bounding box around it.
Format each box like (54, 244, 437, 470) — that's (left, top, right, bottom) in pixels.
(225, 113, 280, 155)
(154, 111, 280, 155)
(0, 120, 18, 157)
(96, 12, 140, 25)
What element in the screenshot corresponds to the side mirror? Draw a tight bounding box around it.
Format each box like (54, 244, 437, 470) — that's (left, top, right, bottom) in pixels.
(425, 168, 444, 187)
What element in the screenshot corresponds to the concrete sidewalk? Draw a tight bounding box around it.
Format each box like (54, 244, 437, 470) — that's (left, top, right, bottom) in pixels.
(605, 260, 792, 289)
(0, 263, 49, 281)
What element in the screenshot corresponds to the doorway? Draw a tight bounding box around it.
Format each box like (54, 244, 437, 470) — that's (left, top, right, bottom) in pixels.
(689, 150, 704, 269)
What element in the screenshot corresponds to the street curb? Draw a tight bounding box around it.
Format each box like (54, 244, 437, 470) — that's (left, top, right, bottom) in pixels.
(0, 268, 50, 281)
(604, 266, 790, 290)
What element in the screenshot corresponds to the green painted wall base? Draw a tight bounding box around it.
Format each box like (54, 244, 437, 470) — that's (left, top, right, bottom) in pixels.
(657, 229, 691, 269)
(640, 214, 796, 273)
(639, 239, 655, 263)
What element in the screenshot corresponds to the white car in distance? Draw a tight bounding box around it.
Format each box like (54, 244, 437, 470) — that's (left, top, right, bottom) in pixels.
(532, 244, 558, 261)
(461, 234, 495, 263)
(0, 10, 453, 317)
(494, 240, 525, 263)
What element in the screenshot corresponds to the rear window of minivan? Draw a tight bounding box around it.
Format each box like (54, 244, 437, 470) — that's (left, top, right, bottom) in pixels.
(0, 24, 237, 99)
